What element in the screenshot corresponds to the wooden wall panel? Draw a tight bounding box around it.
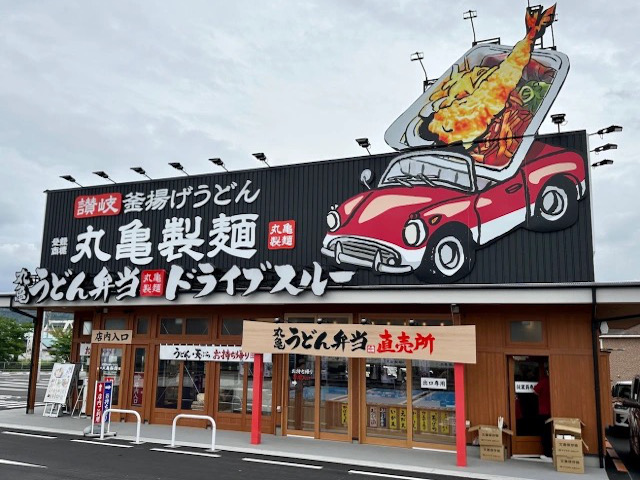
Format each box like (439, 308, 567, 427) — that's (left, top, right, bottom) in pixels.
(465, 351, 508, 439)
(599, 351, 612, 428)
(462, 310, 504, 351)
(547, 307, 592, 352)
(549, 354, 597, 452)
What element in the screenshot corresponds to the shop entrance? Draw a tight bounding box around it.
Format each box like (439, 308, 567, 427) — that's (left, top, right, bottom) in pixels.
(362, 358, 456, 448)
(508, 355, 550, 455)
(286, 354, 350, 440)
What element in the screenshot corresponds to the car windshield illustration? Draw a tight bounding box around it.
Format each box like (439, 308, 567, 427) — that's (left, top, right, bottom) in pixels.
(379, 154, 475, 192)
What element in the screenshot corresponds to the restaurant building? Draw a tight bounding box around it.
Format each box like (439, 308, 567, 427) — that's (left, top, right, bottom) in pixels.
(8, 32, 640, 468)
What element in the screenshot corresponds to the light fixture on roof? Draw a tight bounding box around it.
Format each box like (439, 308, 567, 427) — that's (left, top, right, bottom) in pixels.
(463, 10, 478, 45)
(252, 152, 270, 167)
(169, 162, 189, 176)
(590, 143, 618, 154)
(60, 175, 83, 187)
(209, 158, 228, 172)
(591, 159, 614, 168)
(93, 171, 116, 184)
(355, 138, 371, 155)
(590, 125, 623, 138)
(550, 113, 567, 132)
(130, 167, 152, 180)
(410, 51, 433, 92)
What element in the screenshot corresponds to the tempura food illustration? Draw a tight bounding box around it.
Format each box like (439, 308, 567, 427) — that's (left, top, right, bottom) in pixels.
(391, 4, 563, 170)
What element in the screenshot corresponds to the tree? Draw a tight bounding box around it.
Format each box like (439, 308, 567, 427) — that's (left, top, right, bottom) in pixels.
(48, 328, 73, 362)
(0, 317, 33, 362)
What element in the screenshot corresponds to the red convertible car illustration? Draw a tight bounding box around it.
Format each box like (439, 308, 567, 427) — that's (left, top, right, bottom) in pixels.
(321, 141, 586, 282)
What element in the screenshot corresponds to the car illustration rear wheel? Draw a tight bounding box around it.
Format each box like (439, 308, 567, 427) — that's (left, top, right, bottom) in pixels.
(528, 175, 578, 231)
(415, 224, 475, 283)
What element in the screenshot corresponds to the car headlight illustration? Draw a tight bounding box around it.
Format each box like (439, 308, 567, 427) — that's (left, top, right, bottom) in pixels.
(403, 218, 427, 247)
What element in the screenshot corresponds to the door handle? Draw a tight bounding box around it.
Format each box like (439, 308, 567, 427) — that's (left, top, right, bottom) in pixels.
(506, 183, 523, 194)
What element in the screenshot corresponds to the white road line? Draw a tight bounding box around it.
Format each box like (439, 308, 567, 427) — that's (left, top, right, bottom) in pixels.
(70, 439, 133, 448)
(151, 448, 220, 458)
(0, 458, 47, 469)
(242, 458, 323, 469)
(2, 431, 56, 439)
(349, 470, 431, 480)
(0, 387, 31, 392)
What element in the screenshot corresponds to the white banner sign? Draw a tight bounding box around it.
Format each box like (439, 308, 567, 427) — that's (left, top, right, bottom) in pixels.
(421, 377, 447, 390)
(44, 363, 78, 404)
(79, 343, 92, 357)
(159, 345, 271, 363)
(515, 381, 538, 393)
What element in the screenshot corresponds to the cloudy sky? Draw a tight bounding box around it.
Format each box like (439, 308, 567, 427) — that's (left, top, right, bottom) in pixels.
(0, 0, 637, 291)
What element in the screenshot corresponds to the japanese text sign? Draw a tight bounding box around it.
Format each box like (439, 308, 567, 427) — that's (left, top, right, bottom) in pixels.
(159, 344, 271, 363)
(140, 269, 166, 297)
(421, 377, 447, 390)
(74, 193, 122, 219)
(242, 322, 476, 363)
(91, 329, 132, 344)
(515, 381, 538, 393)
(268, 220, 295, 250)
(93, 381, 105, 425)
(103, 381, 113, 423)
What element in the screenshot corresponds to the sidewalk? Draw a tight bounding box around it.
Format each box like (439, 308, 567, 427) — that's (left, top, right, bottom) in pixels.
(0, 407, 606, 480)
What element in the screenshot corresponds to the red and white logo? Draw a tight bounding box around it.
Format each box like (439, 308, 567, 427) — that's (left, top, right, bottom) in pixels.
(140, 269, 166, 297)
(74, 193, 122, 219)
(268, 220, 296, 250)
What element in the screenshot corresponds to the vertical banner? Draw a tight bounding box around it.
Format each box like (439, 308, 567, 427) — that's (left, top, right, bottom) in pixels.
(103, 381, 113, 423)
(93, 381, 105, 425)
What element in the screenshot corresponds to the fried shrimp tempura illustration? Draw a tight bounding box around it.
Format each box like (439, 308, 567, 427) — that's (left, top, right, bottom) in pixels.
(427, 4, 556, 147)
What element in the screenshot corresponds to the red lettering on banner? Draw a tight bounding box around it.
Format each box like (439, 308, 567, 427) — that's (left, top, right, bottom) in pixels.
(74, 193, 122, 219)
(268, 220, 296, 250)
(93, 382, 105, 425)
(140, 269, 166, 297)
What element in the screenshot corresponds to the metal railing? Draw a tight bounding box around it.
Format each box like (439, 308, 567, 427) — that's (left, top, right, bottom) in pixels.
(0, 361, 54, 371)
(100, 408, 142, 444)
(171, 414, 216, 452)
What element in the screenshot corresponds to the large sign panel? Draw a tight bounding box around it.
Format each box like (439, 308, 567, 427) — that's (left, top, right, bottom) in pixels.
(13, 4, 593, 305)
(241, 322, 476, 364)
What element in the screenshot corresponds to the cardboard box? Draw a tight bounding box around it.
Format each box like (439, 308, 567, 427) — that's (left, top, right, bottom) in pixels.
(480, 445, 507, 462)
(555, 455, 584, 474)
(468, 425, 514, 447)
(553, 438, 588, 457)
(545, 417, 585, 440)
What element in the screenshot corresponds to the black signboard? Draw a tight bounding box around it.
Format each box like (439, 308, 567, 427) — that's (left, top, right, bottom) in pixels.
(14, 131, 593, 304)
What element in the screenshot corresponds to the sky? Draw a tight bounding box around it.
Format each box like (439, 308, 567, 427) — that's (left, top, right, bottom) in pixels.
(0, 0, 638, 292)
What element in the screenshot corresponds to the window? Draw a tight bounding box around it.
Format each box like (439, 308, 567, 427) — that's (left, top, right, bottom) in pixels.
(104, 318, 127, 330)
(156, 360, 180, 409)
(221, 318, 243, 336)
(136, 318, 149, 335)
(185, 318, 208, 335)
(160, 318, 183, 335)
(131, 348, 145, 407)
(99, 348, 122, 405)
(510, 321, 543, 343)
(181, 361, 206, 410)
(160, 317, 209, 335)
(82, 321, 93, 336)
(219, 362, 243, 413)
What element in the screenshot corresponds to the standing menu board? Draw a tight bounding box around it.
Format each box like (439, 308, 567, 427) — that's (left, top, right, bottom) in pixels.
(44, 363, 78, 404)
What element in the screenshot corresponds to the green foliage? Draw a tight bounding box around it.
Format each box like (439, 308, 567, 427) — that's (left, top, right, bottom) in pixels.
(0, 317, 33, 362)
(48, 327, 73, 362)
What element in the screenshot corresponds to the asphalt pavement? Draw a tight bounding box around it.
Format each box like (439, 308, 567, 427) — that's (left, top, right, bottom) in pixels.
(0, 371, 48, 411)
(607, 428, 640, 480)
(0, 429, 484, 480)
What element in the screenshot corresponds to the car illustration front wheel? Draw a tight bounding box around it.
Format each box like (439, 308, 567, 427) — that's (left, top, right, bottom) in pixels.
(528, 175, 578, 231)
(415, 224, 475, 283)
